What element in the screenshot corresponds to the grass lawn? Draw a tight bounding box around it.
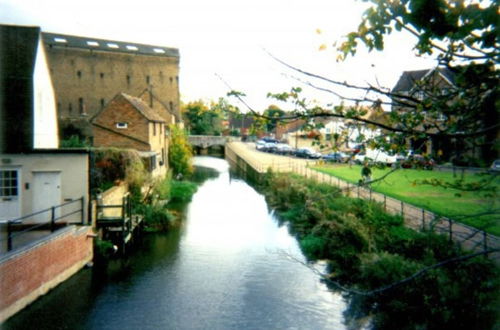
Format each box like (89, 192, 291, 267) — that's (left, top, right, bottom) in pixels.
(312, 164, 500, 236)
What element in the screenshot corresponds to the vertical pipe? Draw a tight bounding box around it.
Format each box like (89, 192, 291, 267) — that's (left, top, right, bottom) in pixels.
(51, 206, 56, 232)
(7, 221, 12, 251)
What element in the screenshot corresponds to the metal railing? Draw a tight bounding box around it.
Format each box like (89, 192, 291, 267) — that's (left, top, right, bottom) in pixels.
(1, 197, 86, 252)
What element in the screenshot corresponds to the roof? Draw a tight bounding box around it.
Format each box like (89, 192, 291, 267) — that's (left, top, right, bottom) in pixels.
(42, 32, 179, 58)
(120, 93, 165, 123)
(392, 67, 456, 93)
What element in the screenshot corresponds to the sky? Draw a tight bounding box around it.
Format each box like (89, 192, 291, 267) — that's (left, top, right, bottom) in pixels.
(0, 0, 437, 112)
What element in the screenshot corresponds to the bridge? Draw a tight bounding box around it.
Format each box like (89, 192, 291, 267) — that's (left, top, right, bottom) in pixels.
(188, 135, 240, 149)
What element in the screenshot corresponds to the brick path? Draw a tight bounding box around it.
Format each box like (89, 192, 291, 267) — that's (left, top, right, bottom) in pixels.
(226, 142, 500, 260)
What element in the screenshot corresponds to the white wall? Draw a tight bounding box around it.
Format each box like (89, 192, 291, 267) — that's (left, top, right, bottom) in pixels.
(0, 153, 89, 223)
(33, 37, 58, 149)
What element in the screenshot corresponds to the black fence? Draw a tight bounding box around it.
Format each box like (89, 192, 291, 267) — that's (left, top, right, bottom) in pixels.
(1, 197, 85, 252)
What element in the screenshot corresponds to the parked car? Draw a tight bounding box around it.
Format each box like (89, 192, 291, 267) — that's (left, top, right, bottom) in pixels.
(401, 154, 435, 170)
(490, 159, 500, 172)
(263, 142, 278, 153)
(322, 152, 348, 163)
(295, 148, 321, 159)
(275, 143, 294, 155)
(256, 140, 267, 151)
(261, 137, 279, 144)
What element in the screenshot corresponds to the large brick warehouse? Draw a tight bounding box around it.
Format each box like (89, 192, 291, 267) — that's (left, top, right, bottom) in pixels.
(42, 32, 180, 140)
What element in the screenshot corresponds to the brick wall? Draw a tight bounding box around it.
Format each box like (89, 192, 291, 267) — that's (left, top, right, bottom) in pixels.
(93, 95, 150, 149)
(0, 226, 93, 323)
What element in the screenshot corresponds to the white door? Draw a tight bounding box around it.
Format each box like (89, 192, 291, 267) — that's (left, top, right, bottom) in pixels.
(0, 168, 21, 221)
(33, 171, 61, 222)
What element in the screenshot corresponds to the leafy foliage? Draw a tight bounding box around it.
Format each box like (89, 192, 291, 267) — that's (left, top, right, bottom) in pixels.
(261, 172, 500, 329)
(168, 124, 194, 177)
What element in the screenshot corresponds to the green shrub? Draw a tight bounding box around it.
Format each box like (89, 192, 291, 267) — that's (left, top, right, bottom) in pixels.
(139, 204, 174, 231)
(94, 238, 116, 259)
(299, 234, 328, 259)
(170, 180, 198, 203)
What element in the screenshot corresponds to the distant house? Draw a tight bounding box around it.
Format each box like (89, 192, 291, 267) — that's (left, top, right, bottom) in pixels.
(91, 93, 168, 178)
(391, 67, 459, 159)
(228, 113, 254, 136)
(0, 24, 90, 223)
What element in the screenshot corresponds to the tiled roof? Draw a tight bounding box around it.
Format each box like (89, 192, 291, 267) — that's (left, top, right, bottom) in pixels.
(392, 69, 429, 92)
(121, 93, 165, 123)
(392, 67, 457, 92)
(42, 32, 179, 58)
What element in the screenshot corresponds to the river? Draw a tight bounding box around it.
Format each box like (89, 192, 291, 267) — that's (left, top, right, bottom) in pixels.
(3, 156, 347, 329)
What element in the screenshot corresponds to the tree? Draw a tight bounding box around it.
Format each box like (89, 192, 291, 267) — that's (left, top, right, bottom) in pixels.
(182, 98, 240, 136)
(168, 125, 193, 177)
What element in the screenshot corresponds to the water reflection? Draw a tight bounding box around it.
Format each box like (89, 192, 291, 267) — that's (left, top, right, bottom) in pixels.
(4, 156, 346, 329)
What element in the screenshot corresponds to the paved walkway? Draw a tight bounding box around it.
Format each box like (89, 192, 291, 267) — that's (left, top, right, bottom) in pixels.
(226, 142, 500, 260)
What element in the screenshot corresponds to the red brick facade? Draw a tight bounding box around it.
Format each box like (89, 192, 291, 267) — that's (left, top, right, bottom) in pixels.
(0, 226, 93, 322)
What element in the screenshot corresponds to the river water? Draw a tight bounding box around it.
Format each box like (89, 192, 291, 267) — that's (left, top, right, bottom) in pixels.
(3, 156, 347, 329)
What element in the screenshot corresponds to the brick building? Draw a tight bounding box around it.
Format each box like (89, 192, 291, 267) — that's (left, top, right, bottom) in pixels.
(91, 93, 169, 178)
(42, 32, 180, 140)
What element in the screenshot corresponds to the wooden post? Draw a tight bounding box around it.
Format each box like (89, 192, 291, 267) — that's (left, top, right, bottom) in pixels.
(401, 201, 404, 217)
(422, 209, 426, 230)
(483, 230, 488, 257)
(384, 195, 386, 211)
(448, 218, 453, 243)
(80, 197, 85, 225)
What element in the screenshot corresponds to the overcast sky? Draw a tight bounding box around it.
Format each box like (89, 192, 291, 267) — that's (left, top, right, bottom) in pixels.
(1, 0, 437, 111)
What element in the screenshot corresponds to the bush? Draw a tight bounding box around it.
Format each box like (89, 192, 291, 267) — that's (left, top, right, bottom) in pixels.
(170, 180, 198, 203)
(139, 204, 174, 232)
(260, 171, 500, 328)
(299, 234, 328, 259)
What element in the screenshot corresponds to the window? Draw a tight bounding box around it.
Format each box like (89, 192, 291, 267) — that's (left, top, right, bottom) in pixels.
(116, 122, 128, 129)
(126, 75, 131, 85)
(146, 75, 150, 84)
(78, 98, 85, 115)
(87, 41, 99, 47)
(100, 98, 105, 109)
(153, 123, 156, 136)
(0, 170, 18, 197)
(107, 43, 119, 49)
(54, 37, 67, 43)
(126, 45, 138, 51)
(149, 155, 157, 172)
(153, 48, 165, 54)
(100, 72, 104, 79)
(77, 70, 82, 78)
(169, 101, 174, 112)
(68, 103, 72, 115)
(169, 77, 173, 83)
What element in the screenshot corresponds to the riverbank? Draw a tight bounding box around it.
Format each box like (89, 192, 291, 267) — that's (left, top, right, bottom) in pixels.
(260, 171, 500, 329)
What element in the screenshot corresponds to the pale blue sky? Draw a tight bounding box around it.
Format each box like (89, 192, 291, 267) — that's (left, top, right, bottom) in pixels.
(1, 0, 436, 111)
